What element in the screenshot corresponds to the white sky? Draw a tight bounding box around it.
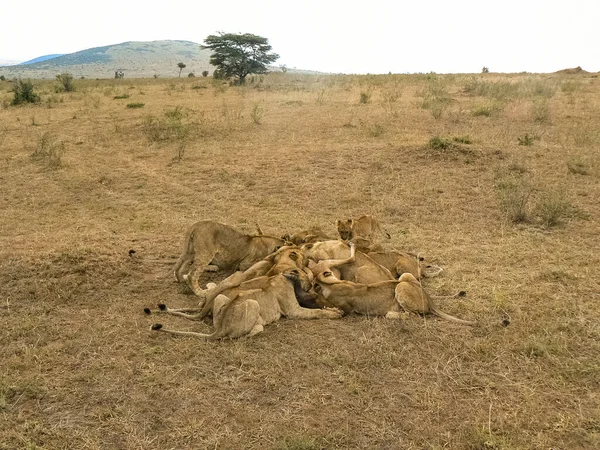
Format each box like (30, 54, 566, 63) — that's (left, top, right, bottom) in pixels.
(2, 0, 599, 73)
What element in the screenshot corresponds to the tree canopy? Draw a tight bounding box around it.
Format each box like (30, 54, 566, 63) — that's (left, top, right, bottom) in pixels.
(201, 33, 279, 83)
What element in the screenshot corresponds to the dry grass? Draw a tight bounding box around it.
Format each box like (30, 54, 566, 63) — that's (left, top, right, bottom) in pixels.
(1, 72, 599, 449)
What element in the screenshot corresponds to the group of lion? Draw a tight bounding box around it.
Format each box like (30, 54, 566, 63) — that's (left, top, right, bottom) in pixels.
(145, 215, 475, 340)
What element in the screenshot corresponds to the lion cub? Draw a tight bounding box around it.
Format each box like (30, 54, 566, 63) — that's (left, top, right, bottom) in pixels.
(336, 215, 390, 251)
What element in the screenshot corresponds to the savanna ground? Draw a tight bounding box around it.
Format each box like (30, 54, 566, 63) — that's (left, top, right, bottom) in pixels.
(1, 71, 599, 449)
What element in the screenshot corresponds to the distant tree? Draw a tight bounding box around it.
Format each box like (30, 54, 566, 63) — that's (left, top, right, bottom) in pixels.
(0, 75, 6, 81)
(56, 72, 75, 92)
(202, 70, 209, 77)
(187, 72, 195, 78)
(482, 66, 490, 73)
(115, 70, 124, 79)
(177, 62, 186, 77)
(279, 64, 288, 73)
(201, 32, 279, 84)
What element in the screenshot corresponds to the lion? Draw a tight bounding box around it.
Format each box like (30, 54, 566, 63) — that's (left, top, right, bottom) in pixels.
(151, 294, 263, 340)
(313, 269, 402, 317)
(367, 251, 443, 280)
(302, 240, 394, 284)
(313, 270, 474, 325)
(336, 215, 391, 250)
(282, 226, 332, 245)
(394, 273, 475, 325)
(172, 220, 285, 295)
(149, 270, 343, 339)
(189, 245, 312, 317)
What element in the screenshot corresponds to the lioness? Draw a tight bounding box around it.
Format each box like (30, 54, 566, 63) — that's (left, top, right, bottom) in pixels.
(336, 215, 391, 245)
(313, 270, 402, 317)
(394, 273, 475, 325)
(302, 240, 394, 284)
(150, 271, 343, 339)
(282, 226, 332, 245)
(313, 271, 474, 325)
(173, 220, 284, 294)
(191, 246, 312, 319)
(367, 251, 443, 280)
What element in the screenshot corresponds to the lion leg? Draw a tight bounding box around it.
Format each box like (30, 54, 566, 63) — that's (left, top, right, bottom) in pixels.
(150, 323, 220, 340)
(174, 254, 193, 282)
(144, 304, 206, 320)
(248, 324, 264, 336)
(284, 304, 343, 320)
(385, 311, 410, 320)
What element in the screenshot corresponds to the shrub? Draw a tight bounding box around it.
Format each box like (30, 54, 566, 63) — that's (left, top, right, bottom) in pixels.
(495, 178, 533, 223)
(369, 124, 385, 137)
(428, 136, 453, 150)
(0, 75, 5, 81)
(517, 133, 536, 146)
(55, 72, 75, 92)
(536, 191, 573, 227)
(532, 99, 550, 123)
(11, 79, 40, 105)
(453, 135, 472, 144)
(142, 107, 189, 142)
(126, 102, 145, 109)
(567, 158, 591, 175)
(472, 102, 503, 117)
(359, 91, 372, 104)
(31, 132, 64, 169)
(187, 72, 195, 78)
(113, 94, 130, 100)
(202, 70, 209, 77)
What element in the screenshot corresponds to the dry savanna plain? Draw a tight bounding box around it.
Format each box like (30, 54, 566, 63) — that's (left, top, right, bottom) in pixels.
(1, 71, 599, 449)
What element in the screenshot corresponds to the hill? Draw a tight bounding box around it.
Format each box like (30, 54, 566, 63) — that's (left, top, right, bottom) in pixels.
(0, 40, 212, 79)
(20, 54, 65, 65)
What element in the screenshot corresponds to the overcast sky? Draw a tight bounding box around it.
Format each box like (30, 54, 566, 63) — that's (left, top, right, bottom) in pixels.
(2, 0, 598, 73)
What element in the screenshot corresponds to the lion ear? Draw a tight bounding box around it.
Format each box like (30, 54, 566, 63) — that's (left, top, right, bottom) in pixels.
(335, 220, 341, 226)
(347, 219, 354, 225)
(289, 251, 298, 261)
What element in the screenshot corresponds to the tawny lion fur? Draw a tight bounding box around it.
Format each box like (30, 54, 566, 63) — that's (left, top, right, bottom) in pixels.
(173, 220, 284, 295)
(150, 271, 343, 340)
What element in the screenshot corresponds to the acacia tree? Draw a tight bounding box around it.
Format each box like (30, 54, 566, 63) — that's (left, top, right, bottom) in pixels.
(177, 62, 186, 77)
(201, 33, 279, 84)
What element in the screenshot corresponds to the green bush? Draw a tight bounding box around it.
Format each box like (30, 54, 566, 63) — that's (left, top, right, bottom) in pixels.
(202, 70, 209, 77)
(11, 79, 40, 105)
(126, 102, 145, 109)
